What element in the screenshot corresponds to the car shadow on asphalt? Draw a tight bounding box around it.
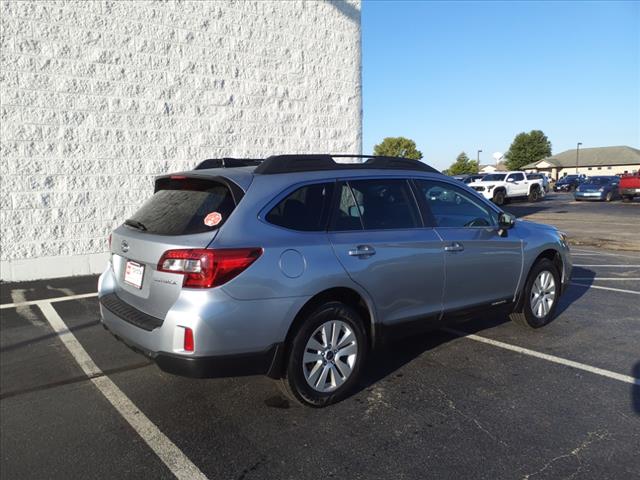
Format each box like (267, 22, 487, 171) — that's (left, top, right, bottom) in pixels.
(355, 274, 594, 398)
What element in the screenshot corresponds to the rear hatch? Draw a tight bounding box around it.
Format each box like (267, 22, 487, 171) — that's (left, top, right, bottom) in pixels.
(110, 175, 240, 319)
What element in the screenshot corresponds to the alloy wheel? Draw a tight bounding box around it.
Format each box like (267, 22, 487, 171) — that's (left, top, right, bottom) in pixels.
(530, 270, 556, 318)
(302, 320, 358, 392)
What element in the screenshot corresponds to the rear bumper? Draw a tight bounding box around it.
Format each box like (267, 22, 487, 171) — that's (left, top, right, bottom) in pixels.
(155, 345, 283, 378)
(574, 192, 605, 201)
(101, 316, 283, 378)
(98, 265, 305, 379)
(620, 188, 639, 196)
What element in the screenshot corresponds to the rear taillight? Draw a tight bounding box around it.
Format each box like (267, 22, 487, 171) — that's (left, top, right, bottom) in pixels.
(157, 248, 263, 288)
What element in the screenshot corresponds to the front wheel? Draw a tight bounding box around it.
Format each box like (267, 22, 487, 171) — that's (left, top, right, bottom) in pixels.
(622, 195, 633, 203)
(605, 191, 613, 202)
(528, 187, 540, 202)
(280, 301, 367, 407)
(493, 190, 506, 206)
(510, 259, 560, 328)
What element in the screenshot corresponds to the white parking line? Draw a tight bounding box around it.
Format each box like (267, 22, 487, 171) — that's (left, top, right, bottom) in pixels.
(443, 328, 640, 386)
(37, 301, 207, 480)
(572, 277, 640, 281)
(573, 265, 640, 268)
(572, 250, 640, 258)
(0, 292, 98, 310)
(570, 283, 640, 295)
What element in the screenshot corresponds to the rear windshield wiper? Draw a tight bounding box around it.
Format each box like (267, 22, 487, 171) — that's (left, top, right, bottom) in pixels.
(125, 219, 148, 231)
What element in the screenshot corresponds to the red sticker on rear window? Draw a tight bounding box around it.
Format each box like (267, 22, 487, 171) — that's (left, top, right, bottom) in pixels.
(204, 212, 222, 227)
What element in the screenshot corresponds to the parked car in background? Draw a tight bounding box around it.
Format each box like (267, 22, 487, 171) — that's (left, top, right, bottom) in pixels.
(98, 154, 572, 407)
(468, 171, 545, 205)
(452, 173, 485, 184)
(527, 173, 550, 193)
(574, 176, 619, 202)
(554, 174, 585, 192)
(619, 172, 640, 202)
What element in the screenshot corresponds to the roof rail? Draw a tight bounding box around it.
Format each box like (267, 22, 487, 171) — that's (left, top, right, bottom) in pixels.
(253, 154, 439, 175)
(194, 158, 263, 170)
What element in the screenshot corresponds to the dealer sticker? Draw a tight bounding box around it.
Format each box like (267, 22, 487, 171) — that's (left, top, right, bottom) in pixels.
(204, 211, 222, 227)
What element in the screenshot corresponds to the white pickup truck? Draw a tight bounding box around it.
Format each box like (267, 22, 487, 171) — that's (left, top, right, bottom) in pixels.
(468, 171, 545, 205)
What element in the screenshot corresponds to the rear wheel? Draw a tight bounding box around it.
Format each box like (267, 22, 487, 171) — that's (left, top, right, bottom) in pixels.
(493, 190, 506, 206)
(510, 259, 560, 328)
(280, 301, 367, 407)
(622, 195, 633, 203)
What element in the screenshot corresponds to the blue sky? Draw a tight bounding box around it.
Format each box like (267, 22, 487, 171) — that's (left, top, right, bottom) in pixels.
(362, 0, 639, 170)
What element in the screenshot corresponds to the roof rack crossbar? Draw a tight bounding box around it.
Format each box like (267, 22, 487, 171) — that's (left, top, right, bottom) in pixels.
(194, 158, 264, 170)
(253, 154, 439, 175)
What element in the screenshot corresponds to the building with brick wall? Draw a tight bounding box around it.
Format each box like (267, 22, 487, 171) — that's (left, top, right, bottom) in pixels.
(0, 0, 362, 281)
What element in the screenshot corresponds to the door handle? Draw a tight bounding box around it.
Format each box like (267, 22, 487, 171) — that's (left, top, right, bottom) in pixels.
(444, 242, 464, 252)
(348, 245, 376, 257)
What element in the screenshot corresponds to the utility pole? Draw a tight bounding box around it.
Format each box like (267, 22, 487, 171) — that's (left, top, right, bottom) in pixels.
(477, 149, 482, 164)
(576, 142, 582, 174)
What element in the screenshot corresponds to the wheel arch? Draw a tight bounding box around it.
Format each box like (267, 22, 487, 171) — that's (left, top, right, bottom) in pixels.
(269, 286, 377, 379)
(515, 248, 564, 309)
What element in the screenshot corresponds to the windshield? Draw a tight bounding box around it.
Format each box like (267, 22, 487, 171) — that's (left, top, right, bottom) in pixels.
(482, 174, 506, 181)
(584, 177, 613, 185)
(560, 175, 578, 182)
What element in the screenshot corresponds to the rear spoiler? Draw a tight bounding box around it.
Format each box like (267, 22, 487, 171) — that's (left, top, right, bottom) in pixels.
(154, 174, 246, 204)
(194, 158, 263, 170)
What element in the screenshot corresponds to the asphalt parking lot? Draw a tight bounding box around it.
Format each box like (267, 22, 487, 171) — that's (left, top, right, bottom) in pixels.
(504, 191, 640, 251)
(2, 198, 639, 479)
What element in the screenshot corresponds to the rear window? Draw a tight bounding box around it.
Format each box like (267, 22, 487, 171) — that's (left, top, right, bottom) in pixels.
(266, 182, 335, 231)
(126, 178, 236, 235)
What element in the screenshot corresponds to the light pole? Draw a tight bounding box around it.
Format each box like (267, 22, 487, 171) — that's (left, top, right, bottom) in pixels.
(477, 149, 482, 164)
(576, 142, 582, 174)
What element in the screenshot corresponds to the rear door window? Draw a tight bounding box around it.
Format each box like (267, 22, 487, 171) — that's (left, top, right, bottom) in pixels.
(266, 182, 335, 231)
(345, 179, 421, 230)
(126, 178, 236, 235)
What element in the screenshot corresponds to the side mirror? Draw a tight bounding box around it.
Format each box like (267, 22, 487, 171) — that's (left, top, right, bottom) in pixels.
(498, 212, 515, 236)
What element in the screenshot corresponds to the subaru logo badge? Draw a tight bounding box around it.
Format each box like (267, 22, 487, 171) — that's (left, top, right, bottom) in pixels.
(121, 240, 129, 253)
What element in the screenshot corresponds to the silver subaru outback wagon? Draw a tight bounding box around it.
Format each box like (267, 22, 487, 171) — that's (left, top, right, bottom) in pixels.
(99, 154, 572, 407)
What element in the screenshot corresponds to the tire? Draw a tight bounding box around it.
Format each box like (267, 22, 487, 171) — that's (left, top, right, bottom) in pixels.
(279, 301, 367, 407)
(493, 190, 506, 206)
(510, 259, 560, 329)
(622, 195, 632, 203)
(605, 191, 613, 202)
(528, 187, 540, 202)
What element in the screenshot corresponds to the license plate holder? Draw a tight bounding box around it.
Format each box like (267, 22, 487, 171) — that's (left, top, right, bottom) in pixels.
(124, 260, 144, 289)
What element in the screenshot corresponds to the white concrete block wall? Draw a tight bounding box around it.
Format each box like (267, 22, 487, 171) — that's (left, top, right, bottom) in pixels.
(0, 0, 362, 281)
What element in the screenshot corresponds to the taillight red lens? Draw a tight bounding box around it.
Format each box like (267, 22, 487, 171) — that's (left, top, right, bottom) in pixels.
(183, 327, 194, 352)
(157, 248, 263, 288)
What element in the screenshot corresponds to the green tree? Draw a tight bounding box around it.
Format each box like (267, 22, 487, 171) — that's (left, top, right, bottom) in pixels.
(447, 152, 479, 175)
(373, 137, 423, 160)
(504, 130, 552, 171)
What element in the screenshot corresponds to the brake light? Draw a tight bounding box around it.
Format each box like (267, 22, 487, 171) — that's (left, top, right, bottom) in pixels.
(157, 248, 263, 288)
